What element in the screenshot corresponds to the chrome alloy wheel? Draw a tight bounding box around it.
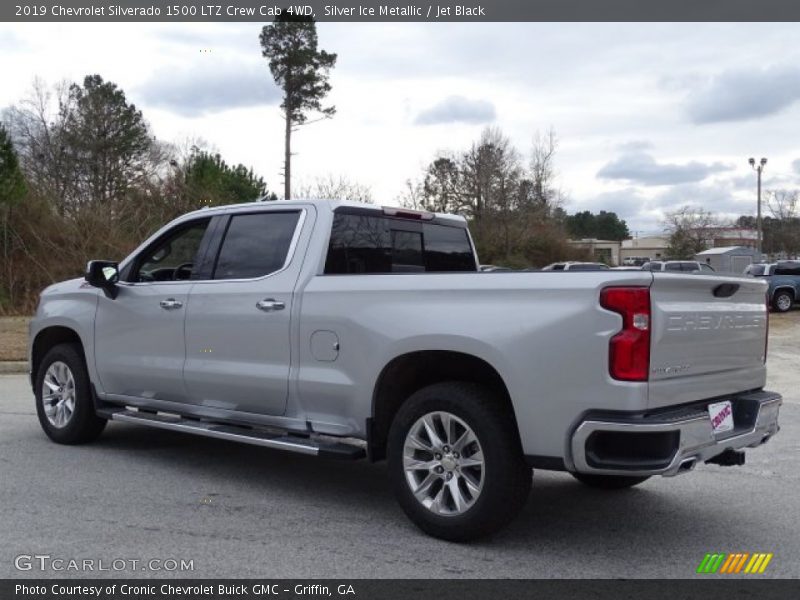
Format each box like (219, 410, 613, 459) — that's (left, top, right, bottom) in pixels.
(41, 361, 76, 428)
(403, 411, 485, 517)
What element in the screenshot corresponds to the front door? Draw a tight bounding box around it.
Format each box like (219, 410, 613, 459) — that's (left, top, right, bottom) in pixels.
(182, 209, 305, 416)
(94, 217, 212, 402)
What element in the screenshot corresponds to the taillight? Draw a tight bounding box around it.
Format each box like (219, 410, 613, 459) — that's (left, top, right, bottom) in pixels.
(600, 287, 651, 381)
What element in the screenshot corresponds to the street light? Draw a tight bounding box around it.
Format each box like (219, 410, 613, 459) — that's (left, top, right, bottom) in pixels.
(748, 157, 767, 257)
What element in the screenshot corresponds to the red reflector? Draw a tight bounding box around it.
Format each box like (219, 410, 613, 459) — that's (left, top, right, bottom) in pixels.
(600, 287, 651, 382)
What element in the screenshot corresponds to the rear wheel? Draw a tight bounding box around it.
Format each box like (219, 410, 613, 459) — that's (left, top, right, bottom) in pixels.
(387, 382, 531, 541)
(571, 472, 650, 490)
(35, 343, 106, 444)
(772, 291, 794, 313)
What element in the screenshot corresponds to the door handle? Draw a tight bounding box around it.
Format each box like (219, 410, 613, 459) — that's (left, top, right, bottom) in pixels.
(159, 298, 183, 310)
(256, 298, 285, 312)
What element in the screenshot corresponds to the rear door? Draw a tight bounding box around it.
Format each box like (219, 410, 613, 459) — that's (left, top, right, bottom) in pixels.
(648, 273, 768, 408)
(182, 208, 308, 416)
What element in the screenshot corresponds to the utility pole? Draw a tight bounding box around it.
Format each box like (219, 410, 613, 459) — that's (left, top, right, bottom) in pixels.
(748, 157, 767, 257)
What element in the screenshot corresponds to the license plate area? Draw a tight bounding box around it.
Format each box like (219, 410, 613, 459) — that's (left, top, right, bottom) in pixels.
(708, 400, 734, 435)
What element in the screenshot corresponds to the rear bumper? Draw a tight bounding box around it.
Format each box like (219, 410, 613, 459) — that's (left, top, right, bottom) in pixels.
(570, 390, 781, 477)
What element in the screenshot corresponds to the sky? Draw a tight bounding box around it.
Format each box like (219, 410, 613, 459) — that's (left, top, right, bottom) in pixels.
(1, 22, 800, 234)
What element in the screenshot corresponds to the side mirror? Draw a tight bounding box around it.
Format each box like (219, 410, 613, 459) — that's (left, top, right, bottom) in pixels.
(85, 260, 119, 298)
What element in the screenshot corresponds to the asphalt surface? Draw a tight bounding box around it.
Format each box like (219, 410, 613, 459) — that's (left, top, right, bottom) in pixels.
(1, 313, 798, 579)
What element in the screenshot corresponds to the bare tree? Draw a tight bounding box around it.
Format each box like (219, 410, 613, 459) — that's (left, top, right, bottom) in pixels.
(295, 174, 373, 203)
(764, 189, 800, 256)
(663, 205, 720, 258)
(765, 189, 798, 220)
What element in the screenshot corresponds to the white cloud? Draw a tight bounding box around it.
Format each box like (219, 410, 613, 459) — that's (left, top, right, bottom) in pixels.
(597, 151, 732, 186)
(138, 62, 280, 117)
(414, 96, 496, 126)
(686, 66, 800, 124)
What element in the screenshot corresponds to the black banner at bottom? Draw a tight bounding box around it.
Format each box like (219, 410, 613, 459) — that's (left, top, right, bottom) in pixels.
(3, 580, 800, 600)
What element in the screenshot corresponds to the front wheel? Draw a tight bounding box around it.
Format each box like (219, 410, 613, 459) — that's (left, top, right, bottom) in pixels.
(571, 472, 650, 490)
(387, 382, 531, 542)
(772, 291, 794, 313)
(35, 343, 106, 444)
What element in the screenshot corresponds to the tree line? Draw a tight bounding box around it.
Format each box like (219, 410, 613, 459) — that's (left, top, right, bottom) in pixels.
(399, 127, 629, 268)
(0, 75, 275, 314)
(663, 193, 800, 260)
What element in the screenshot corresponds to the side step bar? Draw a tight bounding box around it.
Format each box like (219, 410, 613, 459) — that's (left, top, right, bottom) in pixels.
(97, 408, 366, 460)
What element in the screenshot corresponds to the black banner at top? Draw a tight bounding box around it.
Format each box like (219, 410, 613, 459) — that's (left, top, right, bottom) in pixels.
(4, 0, 800, 22)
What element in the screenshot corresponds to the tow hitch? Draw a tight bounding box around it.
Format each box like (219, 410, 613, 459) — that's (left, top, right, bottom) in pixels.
(705, 449, 746, 467)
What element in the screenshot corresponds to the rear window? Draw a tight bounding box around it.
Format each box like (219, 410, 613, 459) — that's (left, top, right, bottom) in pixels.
(324, 212, 475, 274)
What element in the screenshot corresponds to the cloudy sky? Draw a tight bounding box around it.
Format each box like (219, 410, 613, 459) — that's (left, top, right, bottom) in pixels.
(2, 22, 800, 233)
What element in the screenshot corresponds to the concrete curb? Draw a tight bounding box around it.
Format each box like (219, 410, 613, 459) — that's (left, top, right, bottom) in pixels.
(0, 362, 28, 374)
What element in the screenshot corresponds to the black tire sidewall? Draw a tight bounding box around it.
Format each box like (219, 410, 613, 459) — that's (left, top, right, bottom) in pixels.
(387, 382, 531, 541)
(35, 343, 105, 444)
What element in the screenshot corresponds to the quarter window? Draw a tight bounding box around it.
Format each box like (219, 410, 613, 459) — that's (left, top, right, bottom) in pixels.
(213, 212, 301, 280)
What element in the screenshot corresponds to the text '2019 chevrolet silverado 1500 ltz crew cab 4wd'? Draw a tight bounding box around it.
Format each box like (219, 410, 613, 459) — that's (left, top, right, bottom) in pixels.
(29, 200, 781, 540)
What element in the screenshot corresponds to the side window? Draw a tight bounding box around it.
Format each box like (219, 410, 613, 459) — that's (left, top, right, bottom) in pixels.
(551, 264, 565, 271)
(665, 263, 682, 271)
(213, 212, 300, 280)
(775, 263, 800, 276)
(700, 263, 715, 272)
(132, 218, 211, 282)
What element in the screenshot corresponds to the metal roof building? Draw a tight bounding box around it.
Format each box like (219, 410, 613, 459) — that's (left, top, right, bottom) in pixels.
(695, 246, 760, 274)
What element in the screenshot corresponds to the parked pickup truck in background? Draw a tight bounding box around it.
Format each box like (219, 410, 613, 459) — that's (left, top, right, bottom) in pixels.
(743, 261, 800, 312)
(29, 200, 782, 541)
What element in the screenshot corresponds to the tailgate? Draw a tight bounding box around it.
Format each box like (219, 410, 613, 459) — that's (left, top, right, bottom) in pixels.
(648, 273, 768, 409)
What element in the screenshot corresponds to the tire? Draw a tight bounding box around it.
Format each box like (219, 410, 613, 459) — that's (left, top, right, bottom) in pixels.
(34, 343, 106, 444)
(571, 472, 650, 490)
(772, 291, 794, 313)
(387, 381, 531, 542)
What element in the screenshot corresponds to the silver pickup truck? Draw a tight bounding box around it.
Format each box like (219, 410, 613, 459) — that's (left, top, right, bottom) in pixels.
(28, 199, 781, 541)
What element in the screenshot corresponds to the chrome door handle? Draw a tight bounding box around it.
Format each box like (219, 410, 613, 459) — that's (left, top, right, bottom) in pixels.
(159, 298, 183, 310)
(256, 298, 285, 312)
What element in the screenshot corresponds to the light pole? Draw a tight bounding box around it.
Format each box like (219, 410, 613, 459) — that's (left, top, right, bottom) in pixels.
(749, 157, 767, 257)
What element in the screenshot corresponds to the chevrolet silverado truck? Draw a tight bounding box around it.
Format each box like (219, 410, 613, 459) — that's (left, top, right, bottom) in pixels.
(29, 200, 781, 541)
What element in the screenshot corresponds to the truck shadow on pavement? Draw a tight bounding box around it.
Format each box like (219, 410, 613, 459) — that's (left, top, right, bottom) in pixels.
(90, 421, 772, 558)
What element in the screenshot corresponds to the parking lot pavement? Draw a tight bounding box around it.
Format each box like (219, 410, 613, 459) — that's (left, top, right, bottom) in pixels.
(1, 313, 798, 579)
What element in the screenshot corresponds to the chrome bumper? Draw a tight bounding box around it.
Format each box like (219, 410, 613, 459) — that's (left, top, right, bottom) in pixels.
(570, 390, 781, 477)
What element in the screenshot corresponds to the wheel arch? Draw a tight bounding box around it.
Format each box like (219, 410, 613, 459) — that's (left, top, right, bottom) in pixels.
(368, 350, 519, 461)
(772, 286, 796, 300)
(31, 326, 86, 388)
